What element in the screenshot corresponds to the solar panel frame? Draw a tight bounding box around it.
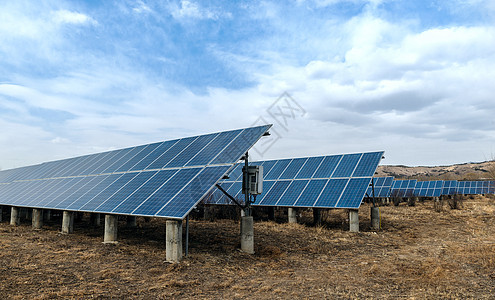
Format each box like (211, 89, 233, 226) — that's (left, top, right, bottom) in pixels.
(206, 151, 384, 210)
(0, 125, 272, 220)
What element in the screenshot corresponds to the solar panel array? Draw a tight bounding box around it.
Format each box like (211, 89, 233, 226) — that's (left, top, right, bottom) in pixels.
(442, 180, 458, 195)
(390, 180, 417, 197)
(457, 181, 495, 195)
(413, 180, 444, 197)
(0, 125, 271, 219)
(365, 177, 394, 198)
(205, 151, 385, 209)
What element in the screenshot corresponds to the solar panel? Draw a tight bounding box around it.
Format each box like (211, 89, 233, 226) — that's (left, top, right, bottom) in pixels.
(442, 180, 458, 195)
(365, 177, 394, 198)
(0, 125, 271, 219)
(206, 151, 384, 209)
(413, 180, 444, 197)
(457, 181, 494, 195)
(390, 179, 417, 198)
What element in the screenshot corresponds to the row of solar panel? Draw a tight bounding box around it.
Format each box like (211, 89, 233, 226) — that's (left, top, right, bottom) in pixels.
(205, 151, 384, 209)
(0, 166, 231, 218)
(0, 125, 272, 219)
(0, 126, 269, 184)
(366, 178, 495, 198)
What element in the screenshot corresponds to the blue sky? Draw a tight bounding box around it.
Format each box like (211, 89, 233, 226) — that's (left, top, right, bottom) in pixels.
(1, 0, 495, 169)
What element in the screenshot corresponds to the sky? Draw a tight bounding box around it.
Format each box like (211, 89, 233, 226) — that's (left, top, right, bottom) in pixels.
(1, 0, 494, 170)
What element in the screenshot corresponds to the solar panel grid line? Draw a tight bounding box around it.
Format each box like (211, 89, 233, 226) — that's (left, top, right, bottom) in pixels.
(145, 137, 197, 170)
(112, 144, 151, 173)
(27, 177, 76, 208)
(290, 158, 309, 179)
(101, 146, 144, 175)
(65, 174, 115, 210)
(155, 165, 232, 218)
(128, 140, 171, 172)
(209, 126, 269, 165)
(315, 155, 342, 179)
(62, 174, 112, 210)
(51, 176, 99, 209)
(58, 154, 97, 178)
(332, 153, 365, 207)
(110, 170, 166, 214)
(164, 134, 216, 169)
(92, 171, 158, 213)
(314, 178, 347, 208)
(152, 167, 216, 217)
(118, 170, 179, 215)
(49, 156, 86, 178)
(79, 173, 136, 211)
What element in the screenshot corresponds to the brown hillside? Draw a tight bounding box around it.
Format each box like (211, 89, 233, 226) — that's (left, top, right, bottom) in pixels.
(376, 160, 495, 180)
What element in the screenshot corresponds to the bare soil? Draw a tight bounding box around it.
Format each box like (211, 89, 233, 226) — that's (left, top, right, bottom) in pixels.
(1, 197, 495, 299)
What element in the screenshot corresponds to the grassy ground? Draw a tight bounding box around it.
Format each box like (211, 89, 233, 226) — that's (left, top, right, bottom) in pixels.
(1, 196, 495, 299)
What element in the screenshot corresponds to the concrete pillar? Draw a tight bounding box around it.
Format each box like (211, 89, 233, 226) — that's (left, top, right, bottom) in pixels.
(43, 210, 51, 222)
(61, 211, 74, 234)
(370, 207, 380, 230)
(166, 220, 183, 263)
(240, 209, 246, 217)
(32, 209, 43, 229)
(10, 207, 20, 226)
(313, 208, 322, 226)
(104, 215, 118, 243)
(126, 216, 137, 228)
(90, 213, 101, 226)
(288, 207, 297, 224)
(240, 216, 254, 254)
(349, 209, 359, 232)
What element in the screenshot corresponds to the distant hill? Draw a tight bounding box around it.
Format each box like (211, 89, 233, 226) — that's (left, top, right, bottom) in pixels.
(376, 161, 495, 181)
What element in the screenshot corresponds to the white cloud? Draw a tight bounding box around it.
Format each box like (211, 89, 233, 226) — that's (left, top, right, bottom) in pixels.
(170, 0, 219, 20)
(52, 9, 97, 25)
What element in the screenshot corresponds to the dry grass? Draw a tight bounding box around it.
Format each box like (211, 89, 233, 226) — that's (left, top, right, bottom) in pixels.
(1, 198, 495, 299)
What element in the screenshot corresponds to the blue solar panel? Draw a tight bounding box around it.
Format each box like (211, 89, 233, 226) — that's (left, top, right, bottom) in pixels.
(279, 158, 307, 180)
(0, 125, 271, 219)
(295, 157, 324, 179)
(276, 180, 309, 206)
(366, 176, 394, 197)
(208, 151, 384, 210)
(332, 154, 361, 178)
(314, 179, 347, 207)
(390, 180, 417, 197)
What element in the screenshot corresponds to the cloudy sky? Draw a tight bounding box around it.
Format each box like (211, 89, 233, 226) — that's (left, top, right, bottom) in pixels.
(1, 0, 494, 170)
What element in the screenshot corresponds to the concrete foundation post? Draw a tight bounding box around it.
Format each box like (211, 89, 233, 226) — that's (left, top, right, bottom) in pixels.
(90, 213, 101, 226)
(32, 209, 43, 229)
(126, 216, 137, 228)
(104, 215, 118, 243)
(240, 216, 254, 254)
(313, 208, 322, 226)
(288, 207, 297, 224)
(240, 209, 246, 217)
(10, 207, 20, 226)
(370, 207, 380, 230)
(349, 209, 359, 232)
(61, 211, 74, 234)
(166, 220, 183, 263)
